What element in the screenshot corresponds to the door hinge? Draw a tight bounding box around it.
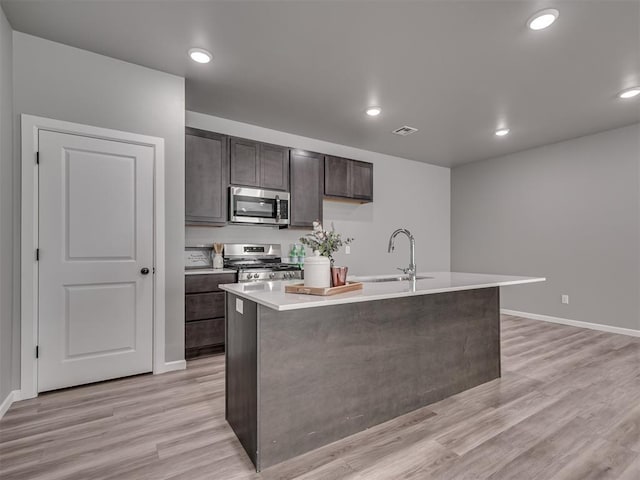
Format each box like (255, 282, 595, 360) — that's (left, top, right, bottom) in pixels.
(36, 152, 39, 164)
(36, 248, 39, 261)
(36, 345, 39, 359)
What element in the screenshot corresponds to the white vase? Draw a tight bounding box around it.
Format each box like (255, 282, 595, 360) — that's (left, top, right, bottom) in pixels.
(304, 251, 331, 288)
(213, 253, 224, 269)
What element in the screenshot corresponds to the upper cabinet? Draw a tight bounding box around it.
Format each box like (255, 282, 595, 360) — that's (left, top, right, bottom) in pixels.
(324, 156, 373, 203)
(185, 128, 373, 229)
(324, 156, 350, 198)
(289, 149, 324, 228)
(229, 137, 260, 187)
(350, 160, 374, 201)
(230, 137, 289, 191)
(185, 128, 229, 226)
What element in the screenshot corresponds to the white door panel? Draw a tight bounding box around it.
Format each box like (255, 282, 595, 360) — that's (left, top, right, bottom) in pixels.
(38, 130, 154, 392)
(66, 150, 136, 260)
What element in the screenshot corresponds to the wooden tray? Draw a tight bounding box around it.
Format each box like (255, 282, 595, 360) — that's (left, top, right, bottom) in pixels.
(284, 282, 363, 296)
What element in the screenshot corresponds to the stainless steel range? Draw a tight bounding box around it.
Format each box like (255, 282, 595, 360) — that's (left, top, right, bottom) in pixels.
(224, 243, 303, 282)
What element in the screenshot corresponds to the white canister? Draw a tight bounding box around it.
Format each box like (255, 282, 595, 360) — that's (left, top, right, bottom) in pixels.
(212, 253, 224, 269)
(304, 251, 331, 288)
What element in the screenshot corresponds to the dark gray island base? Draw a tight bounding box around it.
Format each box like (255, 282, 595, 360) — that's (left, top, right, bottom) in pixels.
(225, 287, 500, 471)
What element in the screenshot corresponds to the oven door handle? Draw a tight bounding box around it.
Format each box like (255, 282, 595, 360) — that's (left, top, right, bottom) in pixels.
(275, 195, 281, 223)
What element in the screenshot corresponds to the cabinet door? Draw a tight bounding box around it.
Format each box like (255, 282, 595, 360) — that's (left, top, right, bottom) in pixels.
(351, 160, 374, 201)
(230, 137, 260, 187)
(185, 128, 228, 226)
(185, 292, 226, 321)
(260, 143, 289, 191)
(290, 150, 324, 228)
(324, 155, 351, 198)
(185, 273, 237, 294)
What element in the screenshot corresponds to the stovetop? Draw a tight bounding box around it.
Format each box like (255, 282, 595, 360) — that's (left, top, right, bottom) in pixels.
(226, 262, 301, 272)
(223, 243, 303, 282)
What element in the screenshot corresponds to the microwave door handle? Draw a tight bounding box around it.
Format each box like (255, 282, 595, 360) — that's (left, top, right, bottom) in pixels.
(275, 195, 281, 222)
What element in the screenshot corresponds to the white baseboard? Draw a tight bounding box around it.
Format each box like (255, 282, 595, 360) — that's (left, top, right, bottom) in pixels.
(501, 309, 640, 338)
(0, 390, 21, 420)
(154, 359, 187, 374)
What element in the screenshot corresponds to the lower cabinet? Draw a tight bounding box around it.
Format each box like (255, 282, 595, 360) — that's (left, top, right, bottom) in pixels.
(185, 272, 236, 359)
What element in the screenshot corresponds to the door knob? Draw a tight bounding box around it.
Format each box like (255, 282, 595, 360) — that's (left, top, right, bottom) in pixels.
(140, 268, 150, 275)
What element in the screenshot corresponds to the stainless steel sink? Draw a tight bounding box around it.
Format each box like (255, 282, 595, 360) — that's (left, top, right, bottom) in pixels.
(360, 275, 433, 283)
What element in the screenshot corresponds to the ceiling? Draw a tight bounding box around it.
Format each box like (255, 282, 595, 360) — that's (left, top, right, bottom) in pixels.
(2, 0, 639, 167)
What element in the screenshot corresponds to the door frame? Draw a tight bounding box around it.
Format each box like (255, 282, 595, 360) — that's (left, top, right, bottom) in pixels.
(20, 114, 166, 400)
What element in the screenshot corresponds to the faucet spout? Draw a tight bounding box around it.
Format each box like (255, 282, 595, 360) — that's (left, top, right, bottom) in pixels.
(387, 228, 416, 278)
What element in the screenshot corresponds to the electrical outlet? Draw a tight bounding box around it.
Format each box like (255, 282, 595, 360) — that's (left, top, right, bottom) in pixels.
(561, 295, 569, 305)
(345, 245, 351, 254)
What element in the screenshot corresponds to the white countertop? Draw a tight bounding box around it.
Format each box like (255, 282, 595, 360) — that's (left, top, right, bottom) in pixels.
(219, 272, 545, 311)
(185, 268, 237, 276)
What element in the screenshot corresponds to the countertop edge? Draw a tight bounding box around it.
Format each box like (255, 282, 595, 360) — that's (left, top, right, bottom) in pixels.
(220, 276, 546, 311)
(185, 269, 237, 276)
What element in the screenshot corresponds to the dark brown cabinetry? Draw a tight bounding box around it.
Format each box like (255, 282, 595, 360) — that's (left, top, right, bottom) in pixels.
(351, 160, 374, 201)
(185, 128, 229, 226)
(289, 149, 324, 228)
(260, 143, 289, 191)
(186, 127, 373, 230)
(185, 272, 236, 358)
(230, 137, 289, 191)
(324, 156, 373, 203)
(324, 156, 350, 198)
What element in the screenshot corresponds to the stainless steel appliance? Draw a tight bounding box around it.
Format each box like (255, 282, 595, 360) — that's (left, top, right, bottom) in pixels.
(224, 243, 302, 282)
(229, 186, 290, 226)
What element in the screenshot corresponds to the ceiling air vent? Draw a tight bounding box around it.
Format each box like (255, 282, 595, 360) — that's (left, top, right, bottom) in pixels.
(392, 126, 419, 136)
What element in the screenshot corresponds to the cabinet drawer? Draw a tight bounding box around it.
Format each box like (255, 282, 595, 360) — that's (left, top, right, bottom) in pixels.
(186, 292, 225, 321)
(185, 273, 237, 293)
(185, 318, 225, 349)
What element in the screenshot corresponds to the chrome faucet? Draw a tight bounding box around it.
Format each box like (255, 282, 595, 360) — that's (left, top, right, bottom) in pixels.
(387, 228, 416, 278)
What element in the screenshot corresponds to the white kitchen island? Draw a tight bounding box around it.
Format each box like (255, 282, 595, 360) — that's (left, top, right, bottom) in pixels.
(220, 272, 545, 471)
(220, 271, 545, 311)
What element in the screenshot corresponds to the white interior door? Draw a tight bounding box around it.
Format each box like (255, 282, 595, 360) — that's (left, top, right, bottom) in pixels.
(38, 130, 154, 392)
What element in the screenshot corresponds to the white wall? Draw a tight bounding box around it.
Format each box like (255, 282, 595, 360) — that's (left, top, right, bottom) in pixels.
(452, 124, 640, 331)
(0, 6, 14, 405)
(186, 111, 451, 275)
(12, 33, 186, 365)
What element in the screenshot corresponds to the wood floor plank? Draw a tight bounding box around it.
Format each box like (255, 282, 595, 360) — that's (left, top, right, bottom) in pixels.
(1, 315, 638, 479)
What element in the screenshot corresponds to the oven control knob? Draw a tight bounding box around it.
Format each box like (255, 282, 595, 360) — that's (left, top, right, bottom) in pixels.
(269, 272, 276, 279)
(247, 273, 254, 280)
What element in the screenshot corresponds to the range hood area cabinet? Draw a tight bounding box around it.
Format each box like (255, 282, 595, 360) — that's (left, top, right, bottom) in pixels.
(229, 137, 289, 191)
(289, 149, 324, 228)
(184, 127, 374, 228)
(324, 156, 373, 203)
(185, 127, 229, 226)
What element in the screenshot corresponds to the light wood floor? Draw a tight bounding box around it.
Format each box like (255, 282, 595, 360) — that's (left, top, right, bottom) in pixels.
(1, 315, 639, 480)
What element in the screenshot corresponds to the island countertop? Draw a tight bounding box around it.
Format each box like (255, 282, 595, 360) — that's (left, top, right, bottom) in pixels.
(219, 271, 545, 311)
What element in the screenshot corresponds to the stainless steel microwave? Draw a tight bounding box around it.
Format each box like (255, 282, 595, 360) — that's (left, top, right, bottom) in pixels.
(229, 186, 290, 226)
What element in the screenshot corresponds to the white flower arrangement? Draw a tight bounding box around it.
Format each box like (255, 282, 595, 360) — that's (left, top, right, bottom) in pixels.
(299, 221, 354, 265)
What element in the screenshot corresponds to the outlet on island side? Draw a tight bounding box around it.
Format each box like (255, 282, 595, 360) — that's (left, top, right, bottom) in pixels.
(561, 294, 569, 305)
(345, 245, 351, 254)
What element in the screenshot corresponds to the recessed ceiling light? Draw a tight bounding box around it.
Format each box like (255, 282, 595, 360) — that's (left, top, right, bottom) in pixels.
(188, 48, 212, 64)
(495, 128, 510, 137)
(527, 8, 559, 31)
(618, 86, 640, 99)
(366, 106, 382, 117)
